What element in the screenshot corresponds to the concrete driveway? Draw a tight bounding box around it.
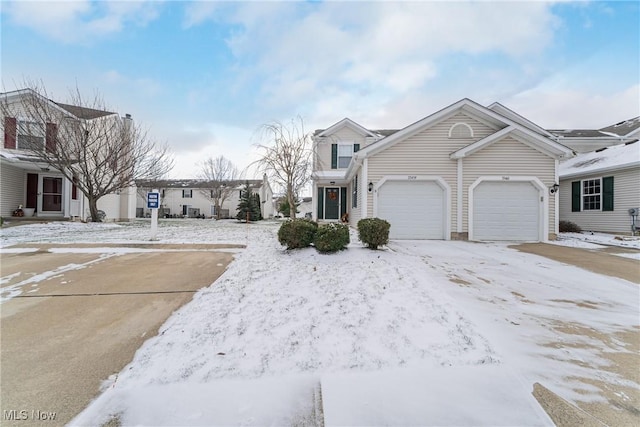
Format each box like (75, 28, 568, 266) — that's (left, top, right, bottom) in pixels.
(1, 243, 240, 426)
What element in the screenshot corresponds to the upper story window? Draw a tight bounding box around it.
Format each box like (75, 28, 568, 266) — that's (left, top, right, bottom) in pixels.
(17, 119, 45, 150)
(182, 189, 192, 198)
(331, 143, 360, 169)
(338, 144, 353, 168)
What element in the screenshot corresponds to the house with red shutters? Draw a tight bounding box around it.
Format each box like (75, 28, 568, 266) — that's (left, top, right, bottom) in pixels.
(1, 89, 136, 221)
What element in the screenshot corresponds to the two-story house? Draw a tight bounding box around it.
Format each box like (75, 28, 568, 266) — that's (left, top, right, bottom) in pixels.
(136, 175, 274, 219)
(312, 98, 574, 241)
(1, 89, 136, 221)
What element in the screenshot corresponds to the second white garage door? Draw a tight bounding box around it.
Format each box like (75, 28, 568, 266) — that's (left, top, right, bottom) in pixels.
(472, 181, 540, 241)
(377, 180, 445, 239)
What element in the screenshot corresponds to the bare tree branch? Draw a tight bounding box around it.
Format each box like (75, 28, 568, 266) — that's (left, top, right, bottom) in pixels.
(198, 155, 240, 219)
(252, 116, 311, 219)
(1, 80, 174, 221)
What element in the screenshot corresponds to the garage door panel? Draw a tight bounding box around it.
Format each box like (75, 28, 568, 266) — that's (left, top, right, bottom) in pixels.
(473, 181, 540, 241)
(377, 180, 444, 240)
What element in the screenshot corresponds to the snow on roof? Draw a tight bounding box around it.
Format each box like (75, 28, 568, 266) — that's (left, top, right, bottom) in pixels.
(559, 141, 640, 178)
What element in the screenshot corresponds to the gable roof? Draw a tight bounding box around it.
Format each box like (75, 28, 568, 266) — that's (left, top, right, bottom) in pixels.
(314, 118, 378, 138)
(450, 125, 573, 160)
(559, 141, 640, 179)
(354, 98, 572, 161)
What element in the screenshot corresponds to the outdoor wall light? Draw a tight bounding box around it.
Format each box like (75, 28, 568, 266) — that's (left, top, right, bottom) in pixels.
(368, 182, 373, 193)
(549, 183, 559, 194)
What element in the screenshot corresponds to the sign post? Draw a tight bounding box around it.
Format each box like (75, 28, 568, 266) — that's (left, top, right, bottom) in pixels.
(147, 190, 160, 240)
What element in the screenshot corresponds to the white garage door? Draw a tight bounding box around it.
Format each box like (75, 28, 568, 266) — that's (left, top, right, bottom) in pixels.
(377, 180, 445, 239)
(473, 181, 540, 241)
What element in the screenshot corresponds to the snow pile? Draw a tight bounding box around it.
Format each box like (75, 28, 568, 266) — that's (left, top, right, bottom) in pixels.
(559, 142, 640, 177)
(556, 232, 640, 249)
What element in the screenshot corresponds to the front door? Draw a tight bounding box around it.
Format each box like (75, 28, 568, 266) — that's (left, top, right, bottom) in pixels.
(38, 176, 63, 214)
(325, 188, 339, 220)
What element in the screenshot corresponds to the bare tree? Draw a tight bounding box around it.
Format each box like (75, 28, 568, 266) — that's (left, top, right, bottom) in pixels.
(198, 155, 240, 219)
(1, 81, 173, 222)
(253, 116, 311, 219)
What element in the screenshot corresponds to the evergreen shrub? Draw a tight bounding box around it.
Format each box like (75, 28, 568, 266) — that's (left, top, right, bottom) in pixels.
(357, 217, 390, 249)
(559, 220, 582, 233)
(314, 223, 350, 253)
(278, 218, 318, 249)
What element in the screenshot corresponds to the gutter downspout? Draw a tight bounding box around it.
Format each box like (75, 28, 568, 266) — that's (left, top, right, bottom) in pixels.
(361, 158, 368, 219)
(457, 158, 463, 236)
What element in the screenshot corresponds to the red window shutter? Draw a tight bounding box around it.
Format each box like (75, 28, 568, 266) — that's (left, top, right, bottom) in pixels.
(4, 117, 17, 149)
(46, 123, 58, 152)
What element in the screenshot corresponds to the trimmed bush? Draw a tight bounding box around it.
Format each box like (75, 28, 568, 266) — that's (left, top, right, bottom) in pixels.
(278, 218, 318, 249)
(559, 220, 582, 233)
(314, 223, 350, 253)
(358, 217, 390, 250)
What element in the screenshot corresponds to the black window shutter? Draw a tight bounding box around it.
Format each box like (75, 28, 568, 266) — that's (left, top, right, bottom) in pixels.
(354, 143, 360, 152)
(571, 181, 581, 212)
(331, 144, 337, 169)
(317, 187, 324, 219)
(602, 176, 614, 211)
(340, 187, 347, 216)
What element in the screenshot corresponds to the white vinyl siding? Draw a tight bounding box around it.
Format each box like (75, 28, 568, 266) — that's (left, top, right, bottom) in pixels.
(463, 137, 555, 238)
(367, 112, 500, 230)
(0, 163, 25, 217)
(559, 168, 640, 234)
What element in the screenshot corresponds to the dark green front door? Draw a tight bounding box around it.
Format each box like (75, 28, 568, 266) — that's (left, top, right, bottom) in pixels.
(325, 188, 339, 219)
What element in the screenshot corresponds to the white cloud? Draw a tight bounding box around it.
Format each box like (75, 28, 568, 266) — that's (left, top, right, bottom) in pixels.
(3, 0, 161, 43)
(201, 1, 561, 124)
(502, 84, 640, 128)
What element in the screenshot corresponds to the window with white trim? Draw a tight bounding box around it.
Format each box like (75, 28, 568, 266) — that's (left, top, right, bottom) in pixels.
(17, 119, 45, 150)
(582, 178, 601, 210)
(338, 144, 353, 168)
(182, 189, 193, 198)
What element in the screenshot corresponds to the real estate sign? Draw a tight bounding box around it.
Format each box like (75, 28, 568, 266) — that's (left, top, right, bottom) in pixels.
(147, 192, 160, 209)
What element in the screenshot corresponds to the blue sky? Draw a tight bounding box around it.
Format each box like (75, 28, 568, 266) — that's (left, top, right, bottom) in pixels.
(2, 0, 638, 179)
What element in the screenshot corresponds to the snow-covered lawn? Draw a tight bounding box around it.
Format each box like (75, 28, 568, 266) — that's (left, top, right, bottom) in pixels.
(2, 220, 638, 425)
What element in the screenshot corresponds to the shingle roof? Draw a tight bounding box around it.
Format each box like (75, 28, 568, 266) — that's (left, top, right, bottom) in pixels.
(55, 102, 116, 120)
(550, 116, 640, 138)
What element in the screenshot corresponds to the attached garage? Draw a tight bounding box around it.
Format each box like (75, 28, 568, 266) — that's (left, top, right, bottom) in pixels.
(471, 180, 542, 241)
(377, 179, 448, 239)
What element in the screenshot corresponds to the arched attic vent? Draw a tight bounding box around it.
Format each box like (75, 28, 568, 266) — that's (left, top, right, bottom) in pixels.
(448, 122, 474, 138)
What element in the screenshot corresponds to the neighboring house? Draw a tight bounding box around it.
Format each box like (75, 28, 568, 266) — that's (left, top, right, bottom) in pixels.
(136, 175, 274, 219)
(559, 141, 640, 234)
(311, 98, 574, 241)
(549, 116, 640, 153)
(1, 89, 136, 221)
